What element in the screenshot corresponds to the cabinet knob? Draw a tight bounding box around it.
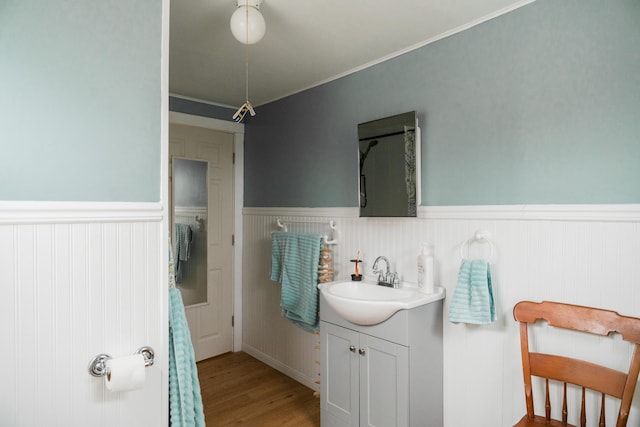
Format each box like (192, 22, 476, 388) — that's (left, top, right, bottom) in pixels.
(358, 348, 366, 356)
(349, 345, 356, 353)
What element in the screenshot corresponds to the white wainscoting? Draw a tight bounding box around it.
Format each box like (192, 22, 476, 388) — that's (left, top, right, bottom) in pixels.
(242, 205, 640, 427)
(0, 202, 166, 427)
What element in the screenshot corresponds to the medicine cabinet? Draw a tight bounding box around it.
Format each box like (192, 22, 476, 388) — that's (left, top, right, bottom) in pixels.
(358, 111, 421, 217)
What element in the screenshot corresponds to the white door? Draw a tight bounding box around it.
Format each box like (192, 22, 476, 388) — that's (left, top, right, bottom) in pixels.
(169, 123, 234, 361)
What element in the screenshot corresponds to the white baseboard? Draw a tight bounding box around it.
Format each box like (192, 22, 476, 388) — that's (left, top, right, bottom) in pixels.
(241, 343, 320, 393)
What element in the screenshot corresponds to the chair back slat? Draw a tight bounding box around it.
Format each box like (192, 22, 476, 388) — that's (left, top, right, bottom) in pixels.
(529, 353, 627, 397)
(513, 301, 640, 427)
(514, 301, 640, 344)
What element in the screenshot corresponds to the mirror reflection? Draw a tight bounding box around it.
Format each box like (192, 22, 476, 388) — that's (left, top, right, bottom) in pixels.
(358, 111, 420, 217)
(172, 157, 208, 306)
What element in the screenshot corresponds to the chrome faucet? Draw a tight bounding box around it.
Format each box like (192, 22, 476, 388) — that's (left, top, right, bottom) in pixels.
(372, 256, 400, 288)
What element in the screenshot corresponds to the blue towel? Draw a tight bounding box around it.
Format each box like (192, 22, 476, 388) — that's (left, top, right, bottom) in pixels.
(270, 231, 322, 331)
(448, 259, 496, 324)
(169, 287, 205, 426)
(174, 223, 192, 283)
(169, 245, 205, 427)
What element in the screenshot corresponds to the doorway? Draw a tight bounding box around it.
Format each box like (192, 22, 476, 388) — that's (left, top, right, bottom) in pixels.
(169, 112, 244, 360)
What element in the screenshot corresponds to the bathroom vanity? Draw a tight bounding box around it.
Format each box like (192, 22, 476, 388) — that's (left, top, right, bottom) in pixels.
(319, 286, 444, 427)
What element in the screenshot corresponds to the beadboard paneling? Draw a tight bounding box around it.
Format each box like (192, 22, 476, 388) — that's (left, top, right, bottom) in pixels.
(0, 207, 165, 427)
(242, 205, 640, 426)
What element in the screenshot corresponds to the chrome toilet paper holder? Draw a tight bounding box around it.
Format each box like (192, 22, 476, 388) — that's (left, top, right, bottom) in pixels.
(88, 346, 155, 377)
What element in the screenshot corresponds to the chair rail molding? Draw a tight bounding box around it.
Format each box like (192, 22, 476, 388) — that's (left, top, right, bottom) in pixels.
(0, 201, 164, 224)
(422, 204, 640, 222)
(243, 204, 640, 223)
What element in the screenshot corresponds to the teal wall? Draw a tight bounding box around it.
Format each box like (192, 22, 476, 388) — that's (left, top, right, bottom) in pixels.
(244, 0, 640, 207)
(0, 1, 162, 202)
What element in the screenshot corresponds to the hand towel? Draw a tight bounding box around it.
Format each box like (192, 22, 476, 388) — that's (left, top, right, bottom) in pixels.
(270, 231, 322, 331)
(448, 259, 496, 324)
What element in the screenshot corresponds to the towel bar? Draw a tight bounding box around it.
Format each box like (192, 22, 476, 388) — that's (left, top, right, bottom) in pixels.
(276, 218, 339, 244)
(88, 346, 155, 377)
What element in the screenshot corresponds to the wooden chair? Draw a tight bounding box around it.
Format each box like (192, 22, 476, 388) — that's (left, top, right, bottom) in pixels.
(513, 301, 640, 427)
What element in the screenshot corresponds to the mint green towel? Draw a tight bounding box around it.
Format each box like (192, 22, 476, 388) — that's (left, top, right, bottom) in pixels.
(271, 231, 322, 331)
(169, 287, 205, 426)
(449, 259, 496, 324)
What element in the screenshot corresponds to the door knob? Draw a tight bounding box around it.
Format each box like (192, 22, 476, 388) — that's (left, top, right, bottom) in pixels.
(349, 345, 356, 353)
(358, 348, 366, 356)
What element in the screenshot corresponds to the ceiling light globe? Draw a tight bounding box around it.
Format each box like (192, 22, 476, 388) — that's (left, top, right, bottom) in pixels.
(230, 6, 266, 45)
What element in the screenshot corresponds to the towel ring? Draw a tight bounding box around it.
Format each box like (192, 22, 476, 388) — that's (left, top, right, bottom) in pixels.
(460, 230, 494, 261)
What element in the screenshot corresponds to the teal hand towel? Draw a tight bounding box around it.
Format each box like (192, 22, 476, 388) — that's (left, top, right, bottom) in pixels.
(449, 259, 496, 324)
(271, 231, 322, 331)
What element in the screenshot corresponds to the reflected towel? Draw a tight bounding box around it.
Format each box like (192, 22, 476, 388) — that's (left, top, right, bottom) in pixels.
(169, 244, 177, 289)
(174, 223, 192, 283)
(270, 231, 322, 331)
(448, 259, 496, 324)
(174, 223, 192, 261)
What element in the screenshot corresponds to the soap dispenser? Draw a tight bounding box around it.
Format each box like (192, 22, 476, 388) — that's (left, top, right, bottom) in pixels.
(417, 243, 434, 294)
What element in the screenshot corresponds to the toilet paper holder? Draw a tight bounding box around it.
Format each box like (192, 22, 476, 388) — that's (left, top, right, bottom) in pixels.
(88, 346, 155, 377)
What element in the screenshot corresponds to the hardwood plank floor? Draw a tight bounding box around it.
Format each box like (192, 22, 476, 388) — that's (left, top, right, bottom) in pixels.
(197, 352, 320, 426)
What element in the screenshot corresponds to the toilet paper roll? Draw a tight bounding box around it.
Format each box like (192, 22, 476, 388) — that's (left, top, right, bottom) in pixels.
(105, 354, 146, 392)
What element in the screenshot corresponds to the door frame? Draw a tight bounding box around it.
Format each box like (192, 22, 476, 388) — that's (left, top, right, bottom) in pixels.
(169, 111, 244, 352)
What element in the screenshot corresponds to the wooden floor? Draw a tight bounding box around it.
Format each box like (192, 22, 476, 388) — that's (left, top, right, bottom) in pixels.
(197, 351, 321, 426)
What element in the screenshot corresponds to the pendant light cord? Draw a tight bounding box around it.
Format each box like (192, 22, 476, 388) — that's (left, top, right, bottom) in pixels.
(232, 0, 256, 122)
(245, 0, 249, 104)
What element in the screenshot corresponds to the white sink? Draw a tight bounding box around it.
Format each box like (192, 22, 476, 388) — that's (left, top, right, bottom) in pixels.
(318, 279, 445, 325)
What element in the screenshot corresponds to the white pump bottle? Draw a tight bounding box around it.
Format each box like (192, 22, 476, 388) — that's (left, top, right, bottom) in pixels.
(417, 243, 434, 294)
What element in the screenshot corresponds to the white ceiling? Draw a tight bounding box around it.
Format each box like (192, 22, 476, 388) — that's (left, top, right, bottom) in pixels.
(169, 0, 533, 108)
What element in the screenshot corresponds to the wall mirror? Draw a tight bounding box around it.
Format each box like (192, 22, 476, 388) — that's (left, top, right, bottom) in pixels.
(358, 111, 421, 217)
(172, 157, 208, 306)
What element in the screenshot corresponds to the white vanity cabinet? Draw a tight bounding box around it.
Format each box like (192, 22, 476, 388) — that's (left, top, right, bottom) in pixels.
(320, 293, 443, 427)
(321, 321, 410, 426)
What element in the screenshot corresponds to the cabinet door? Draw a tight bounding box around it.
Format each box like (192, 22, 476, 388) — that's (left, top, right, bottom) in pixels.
(359, 335, 409, 427)
(321, 322, 360, 427)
